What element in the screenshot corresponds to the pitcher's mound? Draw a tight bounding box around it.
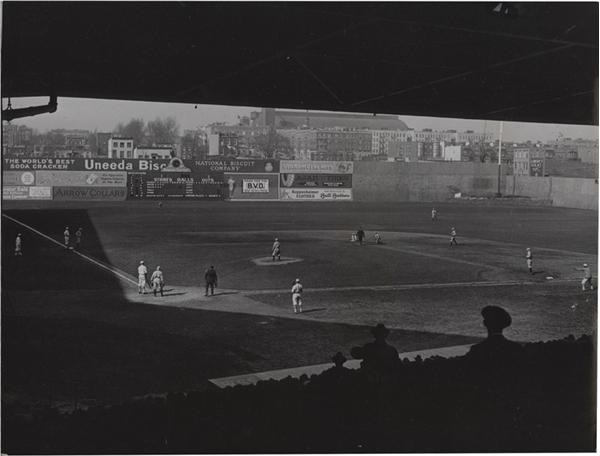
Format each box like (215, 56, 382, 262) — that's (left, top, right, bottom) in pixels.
(252, 256, 303, 266)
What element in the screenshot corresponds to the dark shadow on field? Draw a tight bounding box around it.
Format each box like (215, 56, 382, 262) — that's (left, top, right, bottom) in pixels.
(212, 291, 239, 296)
(160, 292, 187, 297)
(2, 208, 131, 419)
(301, 307, 327, 314)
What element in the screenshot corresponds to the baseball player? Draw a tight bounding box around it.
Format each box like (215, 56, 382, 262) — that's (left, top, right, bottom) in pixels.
(431, 208, 438, 221)
(137, 260, 148, 294)
(64, 226, 70, 247)
(272, 238, 281, 261)
(526, 248, 533, 274)
(75, 228, 83, 249)
(351, 232, 358, 242)
(291, 278, 303, 314)
(150, 266, 164, 297)
(576, 263, 594, 291)
(374, 232, 382, 244)
(450, 227, 458, 246)
(14, 233, 22, 256)
(356, 227, 365, 246)
(205, 265, 218, 296)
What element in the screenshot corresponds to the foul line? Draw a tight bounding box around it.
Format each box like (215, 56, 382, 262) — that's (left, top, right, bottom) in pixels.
(2, 213, 138, 286)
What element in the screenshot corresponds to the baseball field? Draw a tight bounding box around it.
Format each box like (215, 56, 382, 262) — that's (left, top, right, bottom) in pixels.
(2, 200, 597, 413)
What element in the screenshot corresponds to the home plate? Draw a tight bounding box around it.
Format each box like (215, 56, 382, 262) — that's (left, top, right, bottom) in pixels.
(252, 256, 303, 266)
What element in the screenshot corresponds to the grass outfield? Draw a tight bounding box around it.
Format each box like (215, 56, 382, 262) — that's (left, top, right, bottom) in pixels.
(2, 200, 597, 411)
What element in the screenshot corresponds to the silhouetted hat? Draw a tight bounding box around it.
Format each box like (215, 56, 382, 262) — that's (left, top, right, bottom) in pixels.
(481, 305, 512, 330)
(331, 352, 347, 365)
(371, 323, 390, 338)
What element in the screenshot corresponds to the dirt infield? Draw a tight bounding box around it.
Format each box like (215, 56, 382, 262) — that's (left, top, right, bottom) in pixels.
(2, 200, 597, 411)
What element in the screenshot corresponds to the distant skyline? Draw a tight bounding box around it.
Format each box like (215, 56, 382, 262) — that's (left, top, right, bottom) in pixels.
(2, 97, 598, 144)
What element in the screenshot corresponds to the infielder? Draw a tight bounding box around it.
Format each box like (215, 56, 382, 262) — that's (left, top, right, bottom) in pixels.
(15, 233, 22, 256)
(576, 263, 594, 291)
(431, 208, 438, 221)
(450, 227, 458, 246)
(357, 227, 365, 246)
(272, 238, 281, 261)
(64, 226, 70, 247)
(526, 248, 533, 274)
(150, 266, 164, 297)
(137, 260, 148, 294)
(374, 232, 382, 244)
(291, 278, 303, 314)
(75, 228, 83, 249)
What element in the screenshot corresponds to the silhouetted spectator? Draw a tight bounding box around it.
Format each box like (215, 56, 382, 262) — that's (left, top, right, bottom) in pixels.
(466, 306, 522, 363)
(351, 323, 399, 377)
(318, 352, 351, 384)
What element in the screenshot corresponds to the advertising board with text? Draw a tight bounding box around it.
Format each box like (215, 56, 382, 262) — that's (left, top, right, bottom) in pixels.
(3, 186, 52, 200)
(2, 171, 36, 186)
(193, 159, 278, 173)
(224, 173, 279, 200)
(36, 170, 127, 187)
(53, 186, 127, 201)
(530, 158, 545, 176)
(280, 160, 353, 174)
(280, 173, 352, 188)
(279, 188, 353, 201)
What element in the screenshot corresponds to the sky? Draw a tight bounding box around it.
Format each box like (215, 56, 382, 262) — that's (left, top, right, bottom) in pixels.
(2, 96, 598, 144)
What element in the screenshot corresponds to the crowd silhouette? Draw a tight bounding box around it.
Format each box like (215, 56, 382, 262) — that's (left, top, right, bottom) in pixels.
(2, 306, 595, 453)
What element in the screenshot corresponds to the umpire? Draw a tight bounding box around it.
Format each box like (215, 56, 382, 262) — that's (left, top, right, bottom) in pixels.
(204, 265, 218, 296)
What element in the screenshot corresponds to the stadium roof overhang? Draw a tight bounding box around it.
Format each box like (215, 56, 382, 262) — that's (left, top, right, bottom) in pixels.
(1, 2, 598, 125)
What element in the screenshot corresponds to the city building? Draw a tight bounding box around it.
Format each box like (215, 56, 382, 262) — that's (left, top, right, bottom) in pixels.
(388, 140, 418, 161)
(372, 130, 415, 155)
(279, 129, 372, 161)
(133, 146, 173, 159)
(513, 148, 530, 175)
(108, 137, 134, 158)
(415, 129, 492, 144)
(441, 143, 462, 161)
(253, 108, 409, 130)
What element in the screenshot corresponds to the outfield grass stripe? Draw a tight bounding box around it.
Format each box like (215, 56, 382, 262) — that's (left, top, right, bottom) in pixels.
(2, 213, 138, 286)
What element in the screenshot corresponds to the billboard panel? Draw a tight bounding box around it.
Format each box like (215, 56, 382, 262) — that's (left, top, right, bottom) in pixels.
(225, 173, 279, 200)
(279, 188, 353, 201)
(3, 171, 36, 186)
(53, 186, 127, 201)
(530, 158, 544, 176)
(36, 170, 127, 187)
(28, 186, 53, 200)
(2, 186, 30, 200)
(193, 159, 279, 173)
(280, 160, 353, 174)
(126, 172, 225, 200)
(280, 173, 352, 188)
(3, 157, 78, 171)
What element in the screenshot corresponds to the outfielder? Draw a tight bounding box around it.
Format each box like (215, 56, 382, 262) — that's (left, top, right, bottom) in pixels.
(15, 233, 22, 256)
(374, 232, 382, 244)
(576, 263, 594, 291)
(64, 226, 70, 247)
(75, 228, 83, 249)
(291, 278, 303, 314)
(526, 248, 533, 274)
(431, 208, 438, 221)
(137, 260, 148, 294)
(150, 266, 164, 297)
(272, 238, 281, 261)
(450, 227, 458, 246)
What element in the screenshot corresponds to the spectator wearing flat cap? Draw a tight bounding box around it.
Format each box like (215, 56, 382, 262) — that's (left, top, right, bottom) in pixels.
(466, 305, 523, 363)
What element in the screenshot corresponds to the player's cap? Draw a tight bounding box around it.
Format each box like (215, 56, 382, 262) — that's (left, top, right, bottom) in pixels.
(140, 260, 144, 264)
(17, 233, 21, 236)
(526, 247, 530, 250)
(583, 263, 588, 267)
(275, 238, 278, 241)
(371, 323, 390, 338)
(156, 266, 160, 270)
(295, 278, 300, 283)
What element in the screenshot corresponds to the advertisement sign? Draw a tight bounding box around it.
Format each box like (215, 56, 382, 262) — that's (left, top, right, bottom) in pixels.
(193, 159, 279, 173)
(36, 170, 127, 187)
(243, 179, 270, 193)
(280, 173, 352, 188)
(53, 186, 127, 201)
(280, 160, 353, 174)
(3, 157, 78, 171)
(3, 157, 173, 172)
(530, 158, 545, 177)
(28, 186, 53, 200)
(279, 188, 353, 201)
(2, 186, 30, 200)
(2, 171, 36, 186)
(225, 173, 279, 200)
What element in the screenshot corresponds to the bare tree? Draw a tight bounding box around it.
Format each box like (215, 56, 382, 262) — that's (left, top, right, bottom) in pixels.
(146, 117, 179, 146)
(114, 118, 146, 146)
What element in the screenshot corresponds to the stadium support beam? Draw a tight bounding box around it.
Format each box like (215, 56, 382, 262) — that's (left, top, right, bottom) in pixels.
(2, 95, 57, 122)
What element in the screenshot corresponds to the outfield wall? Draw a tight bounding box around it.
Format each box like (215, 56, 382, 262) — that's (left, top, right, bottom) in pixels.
(352, 162, 503, 202)
(505, 175, 598, 210)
